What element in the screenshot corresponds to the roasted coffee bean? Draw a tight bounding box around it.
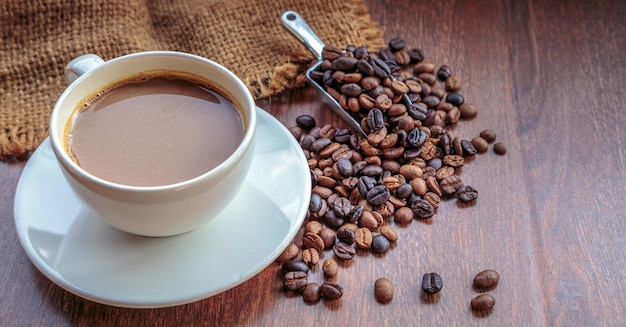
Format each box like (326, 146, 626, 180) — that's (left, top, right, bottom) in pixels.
(440, 175, 464, 196)
(302, 232, 325, 253)
(332, 56, 358, 71)
(452, 136, 463, 156)
(395, 183, 414, 198)
(425, 176, 442, 196)
(367, 185, 391, 205)
(371, 58, 391, 78)
(479, 129, 497, 143)
(394, 206, 414, 223)
(459, 102, 478, 118)
(445, 93, 464, 107)
(367, 108, 385, 131)
(283, 271, 308, 291)
(356, 59, 375, 76)
(422, 95, 441, 109)
(456, 185, 479, 202)
(277, 243, 299, 262)
(324, 210, 345, 229)
(472, 136, 489, 153)
(348, 205, 364, 223)
(320, 282, 343, 300)
(371, 234, 391, 254)
(414, 61, 435, 74)
(437, 65, 452, 80)
(331, 196, 352, 217)
(411, 199, 435, 218)
(340, 83, 362, 98)
(443, 154, 464, 168)
(333, 241, 356, 260)
(407, 127, 428, 147)
(361, 164, 384, 177)
(281, 260, 309, 275)
(354, 46, 369, 59)
(337, 227, 355, 244)
(493, 142, 507, 155)
(302, 283, 321, 303)
(473, 269, 500, 292)
(471, 293, 496, 311)
(302, 248, 320, 267)
(445, 76, 461, 92)
(335, 157, 354, 177)
(435, 166, 455, 180)
(408, 103, 428, 121)
(319, 227, 337, 249)
(374, 277, 394, 303)
(422, 272, 443, 294)
(305, 220, 323, 234)
(355, 227, 373, 249)
(322, 259, 339, 278)
(296, 115, 316, 130)
(388, 37, 406, 51)
(311, 138, 332, 153)
(427, 157, 443, 171)
(359, 210, 380, 231)
(407, 48, 425, 63)
(461, 139, 478, 156)
(410, 177, 427, 196)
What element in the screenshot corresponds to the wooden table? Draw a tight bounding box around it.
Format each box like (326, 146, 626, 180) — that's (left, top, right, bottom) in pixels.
(1, 0, 624, 325)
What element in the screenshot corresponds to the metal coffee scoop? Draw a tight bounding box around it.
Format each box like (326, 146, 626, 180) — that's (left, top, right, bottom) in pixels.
(280, 11, 367, 137)
(281, 11, 416, 138)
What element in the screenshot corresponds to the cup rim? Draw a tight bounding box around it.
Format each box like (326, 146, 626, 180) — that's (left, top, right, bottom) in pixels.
(49, 51, 257, 193)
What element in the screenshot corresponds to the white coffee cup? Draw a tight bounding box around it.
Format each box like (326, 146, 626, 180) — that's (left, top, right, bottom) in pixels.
(49, 51, 257, 237)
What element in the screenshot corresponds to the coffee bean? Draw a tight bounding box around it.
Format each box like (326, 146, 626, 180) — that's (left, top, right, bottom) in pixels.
(471, 136, 489, 153)
(331, 196, 352, 217)
(367, 108, 385, 131)
(461, 139, 478, 156)
(324, 210, 345, 229)
(473, 269, 500, 292)
(456, 185, 478, 202)
(445, 76, 461, 92)
(394, 206, 414, 224)
(437, 65, 452, 80)
(302, 248, 320, 267)
(445, 93, 464, 107)
(371, 234, 391, 254)
(333, 241, 356, 260)
(471, 293, 496, 311)
(277, 243, 299, 262)
(302, 283, 321, 303)
(374, 278, 394, 303)
(320, 282, 343, 300)
(367, 185, 391, 206)
(422, 272, 443, 294)
(407, 48, 425, 63)
(319, 227, 336, 249)
(322, 259, 339, 278)
(332, 56, 358, 71)
(305, 220, 323, 234)
(459, 102, 478, 118)
(296, 115, 316, 130)
(371, 58, 391, 78)
(479, 129, 497, 143)
(440, 175, 464, 196)
(283, 271, 307, 291)
(493, 142, 507, 155)
(281, 260, 309, 275)
(411, 199, 435, 219)
(355, 227, 373, 249)
(388, 37, 406, 51)
(337, 227, 355, 244)
(302, 232, 325, 253)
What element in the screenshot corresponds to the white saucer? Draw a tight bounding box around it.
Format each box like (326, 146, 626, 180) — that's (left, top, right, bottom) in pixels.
(14, 108, 311, 308)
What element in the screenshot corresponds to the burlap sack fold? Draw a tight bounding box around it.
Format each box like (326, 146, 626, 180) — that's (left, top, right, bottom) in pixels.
(0, 0, 385, 160)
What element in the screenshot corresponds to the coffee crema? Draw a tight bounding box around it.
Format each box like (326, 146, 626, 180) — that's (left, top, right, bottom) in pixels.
(65, 71, 245, 187)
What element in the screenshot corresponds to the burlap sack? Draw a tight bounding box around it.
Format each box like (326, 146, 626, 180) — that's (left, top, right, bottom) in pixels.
(0, 0, 385, 160)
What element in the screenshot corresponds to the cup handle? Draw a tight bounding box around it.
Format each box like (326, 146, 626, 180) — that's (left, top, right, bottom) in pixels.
(64, 54, 105, 85)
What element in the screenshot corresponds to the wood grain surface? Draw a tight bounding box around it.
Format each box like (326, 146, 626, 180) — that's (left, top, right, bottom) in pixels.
(1, 0, 624, 326)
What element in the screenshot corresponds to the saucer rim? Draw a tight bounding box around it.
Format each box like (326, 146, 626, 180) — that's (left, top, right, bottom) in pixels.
(13, 107, 310, 308)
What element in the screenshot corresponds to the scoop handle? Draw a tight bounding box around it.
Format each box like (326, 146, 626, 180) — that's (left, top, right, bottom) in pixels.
(281, 11, 325, 61)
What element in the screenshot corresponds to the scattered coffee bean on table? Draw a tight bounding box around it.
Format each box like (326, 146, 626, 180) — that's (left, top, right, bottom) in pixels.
(279, 37, 506, 313)
(422, 272, 443, 295)
(473, 269, 500, 292)
(471, 293, 496, 311)
(374, 278, 394, 303)
(493, 142, 507, 155)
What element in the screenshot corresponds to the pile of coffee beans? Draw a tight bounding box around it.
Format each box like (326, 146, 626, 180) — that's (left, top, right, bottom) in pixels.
(278, 37, 505, 311)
